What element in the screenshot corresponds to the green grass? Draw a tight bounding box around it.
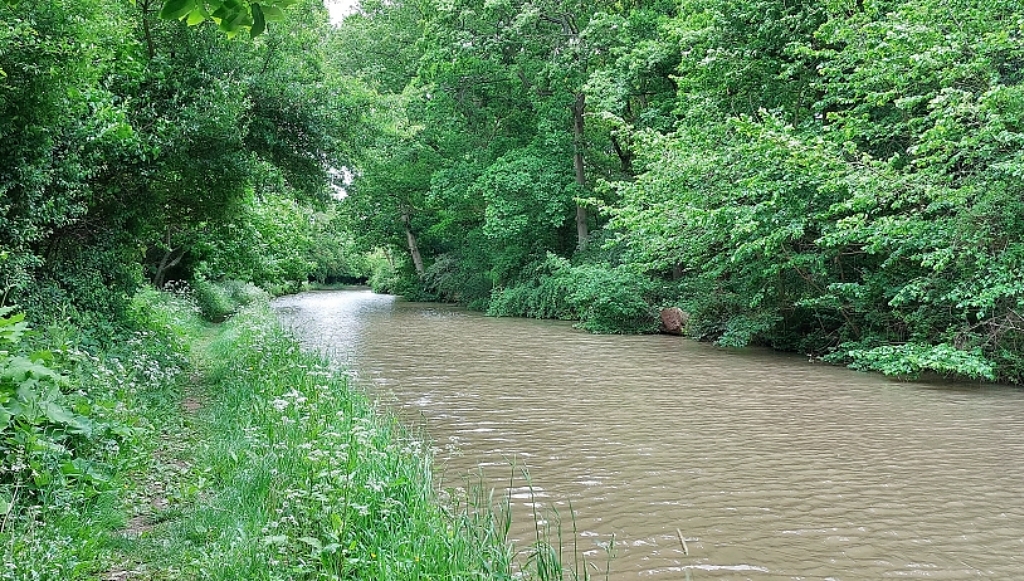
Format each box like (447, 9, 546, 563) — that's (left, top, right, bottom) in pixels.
(2, 286, 602, 581)
(125, 301, 522, 580)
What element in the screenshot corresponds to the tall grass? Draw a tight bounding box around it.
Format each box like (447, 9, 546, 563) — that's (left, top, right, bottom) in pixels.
(3, 284, 606, 580)
(138, 302, 522, 579)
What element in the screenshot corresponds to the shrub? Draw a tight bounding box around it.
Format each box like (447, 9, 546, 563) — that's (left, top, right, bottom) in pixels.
(423, 253, 493, 307)
(565, 264, 659, 334)
(489, 255, 658, 333)
(830, 342, 997, 381)
(488, 254, 576, 321)
(220, 280, 270, 307)
(366, 250, 401, 295)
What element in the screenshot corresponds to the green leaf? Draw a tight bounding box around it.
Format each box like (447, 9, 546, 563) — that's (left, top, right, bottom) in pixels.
(0, 405, 12, 431)
(4, 355, 61, 384)
(159, 0, 195, 20)
(250, 3, 266, 37)
(261, 5, 284, 21)
(29, 350, 53, 364)
(219, 8, 251, 33)
(186, 7, 208, 25)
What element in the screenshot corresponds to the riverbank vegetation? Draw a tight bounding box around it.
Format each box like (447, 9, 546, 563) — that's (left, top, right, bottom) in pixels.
(333, 0, 1024, 383)
(5, 285, 599, 580)
(2, 0, 1023, 575)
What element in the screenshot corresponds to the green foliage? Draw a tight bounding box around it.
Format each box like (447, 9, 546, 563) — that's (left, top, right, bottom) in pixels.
(423, 253, 494, 309)
(364, 250, 402, 295)
(0, 308, 110, 505)
(594, 0, 1024, 380)
(159, 0, 295, 38)
(220, 279, 270, 307)
(836, 343, 997, 381)
(563, 264, 658, 334)
(489, 255, 658, 333)
(1, 288, 204, 579)
(488, 255, 578, 322)
(186, 278, 269, 322)
(2, 0, 350, 323)
(190, 278, 237, 322)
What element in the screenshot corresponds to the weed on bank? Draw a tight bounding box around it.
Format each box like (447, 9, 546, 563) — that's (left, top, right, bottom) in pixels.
(137, 301, 517, 580)
(3, 285, 592, 580)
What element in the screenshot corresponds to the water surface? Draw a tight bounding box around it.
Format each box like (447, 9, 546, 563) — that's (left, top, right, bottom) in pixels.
(275, 290, 1024, 580)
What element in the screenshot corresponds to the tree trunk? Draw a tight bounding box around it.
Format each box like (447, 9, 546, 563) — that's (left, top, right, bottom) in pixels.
(154, 226, 183, 288)
(140, 0, 156, 60)
(401, 206, 424, 275)
(610, 133, 633, 174)
(154, 248, 184, 289)
(572, 91, 589, 251)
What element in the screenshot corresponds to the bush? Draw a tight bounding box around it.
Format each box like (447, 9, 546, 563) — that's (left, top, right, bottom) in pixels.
(366, 250, 401, 294)
(565, 264, 659, 334)
(489, 255, 658, 333)
(220, 280, 270, 307)
(1, 288, 199, 522)
(829, 342, 997, 381)
(488, 254, 576, 321)
(0, 308, 109, 507)
(423, 253, 493, 307)
(364, 251, 434, 300)
(2, 288, 204, 579)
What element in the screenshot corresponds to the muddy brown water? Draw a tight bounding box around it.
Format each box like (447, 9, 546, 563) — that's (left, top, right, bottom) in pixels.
(274, 290, 1024, 580)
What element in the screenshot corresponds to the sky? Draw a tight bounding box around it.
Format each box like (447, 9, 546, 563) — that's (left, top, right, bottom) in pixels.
(325, 0, 360, 24)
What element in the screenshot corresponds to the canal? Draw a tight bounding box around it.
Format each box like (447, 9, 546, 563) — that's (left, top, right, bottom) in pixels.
(275, 289, 1024, 580)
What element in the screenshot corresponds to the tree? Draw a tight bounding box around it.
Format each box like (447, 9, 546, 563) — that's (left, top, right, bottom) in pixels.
(1, 0, 350, 320)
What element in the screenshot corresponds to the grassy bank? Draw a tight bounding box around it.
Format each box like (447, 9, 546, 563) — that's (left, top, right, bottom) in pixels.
(131, 300, 517, 579)
(2, 286, 556, 580)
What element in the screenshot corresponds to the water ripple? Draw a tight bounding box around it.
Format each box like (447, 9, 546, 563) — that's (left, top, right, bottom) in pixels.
(275, 291, 1024, 580)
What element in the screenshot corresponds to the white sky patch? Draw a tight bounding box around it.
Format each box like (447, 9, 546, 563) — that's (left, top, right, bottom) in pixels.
(326, 0, 360, 24)
(329, 167, 354, 199)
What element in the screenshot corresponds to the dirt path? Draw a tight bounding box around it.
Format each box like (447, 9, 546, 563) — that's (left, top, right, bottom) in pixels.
(100, 376, 209, 581)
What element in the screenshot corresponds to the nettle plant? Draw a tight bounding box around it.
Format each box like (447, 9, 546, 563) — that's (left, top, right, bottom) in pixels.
(0, 308, 107, 506)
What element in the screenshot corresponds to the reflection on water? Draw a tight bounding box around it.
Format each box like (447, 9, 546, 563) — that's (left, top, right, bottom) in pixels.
(274, 290, 1024, 580)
